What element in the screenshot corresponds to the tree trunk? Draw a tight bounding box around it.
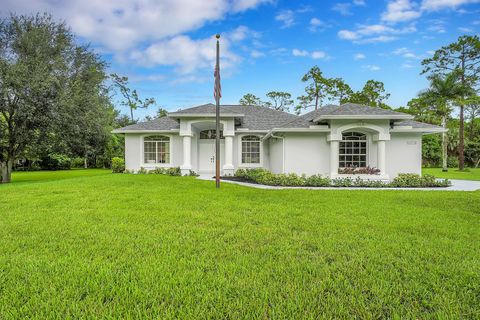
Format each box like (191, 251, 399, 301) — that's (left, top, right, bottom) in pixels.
(459, 104, 465, 170)
(1, 159, 13, 184)
(442, 115, 448, 172)
(130, 107, 134, 122)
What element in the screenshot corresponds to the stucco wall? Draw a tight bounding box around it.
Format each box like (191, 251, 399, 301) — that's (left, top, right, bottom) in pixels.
(283, 133, 330, 176)
(386, 133, 422, 177)
(268, 137, 283, 174)
(124, 133, 182, 171)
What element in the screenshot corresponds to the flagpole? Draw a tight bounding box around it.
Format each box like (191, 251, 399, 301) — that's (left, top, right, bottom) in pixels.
(215, 34, 221, 188)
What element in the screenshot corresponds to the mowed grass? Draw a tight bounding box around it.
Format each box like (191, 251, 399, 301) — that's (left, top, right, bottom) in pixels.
(423, 167, 480, 181)
(0, 171, 479, 318)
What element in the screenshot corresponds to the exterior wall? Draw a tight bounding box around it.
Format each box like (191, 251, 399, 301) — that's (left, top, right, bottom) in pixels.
(268, 138, 283, 174)
(283, 133, 330, 176)
(123, 120, 424, 179)
(386, 133, 422, 177)
(124, 133, 182, 171)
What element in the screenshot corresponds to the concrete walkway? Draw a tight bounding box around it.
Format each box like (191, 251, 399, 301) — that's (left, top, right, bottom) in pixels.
(197, 175, 480, 191)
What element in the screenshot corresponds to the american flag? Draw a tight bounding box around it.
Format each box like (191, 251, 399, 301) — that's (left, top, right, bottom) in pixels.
(214, 61, 221, 99)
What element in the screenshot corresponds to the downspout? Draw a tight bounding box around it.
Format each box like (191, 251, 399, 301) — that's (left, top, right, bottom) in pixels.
(270, 134, 285, 174)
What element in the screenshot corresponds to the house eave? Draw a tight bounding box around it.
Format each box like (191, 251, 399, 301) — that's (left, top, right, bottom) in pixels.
(168, 113, 244, 118)
(112, 129, 180, 134)
(263, 127, 331, 140)
(313, 115, 414, 122)
(390, 128, 447, 133)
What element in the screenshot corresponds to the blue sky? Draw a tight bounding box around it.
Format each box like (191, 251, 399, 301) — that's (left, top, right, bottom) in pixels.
(2, 0, 479, 118)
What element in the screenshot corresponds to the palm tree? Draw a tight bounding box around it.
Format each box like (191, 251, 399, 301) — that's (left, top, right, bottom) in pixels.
(419, 72, 464, 172)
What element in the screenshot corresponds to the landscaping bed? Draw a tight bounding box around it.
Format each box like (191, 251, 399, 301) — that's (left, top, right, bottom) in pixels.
(229, 168, 451, 188)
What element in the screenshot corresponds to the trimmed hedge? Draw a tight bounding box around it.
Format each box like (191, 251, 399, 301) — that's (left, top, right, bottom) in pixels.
(233, 169, 450, 188)
(111, 157, 125, 173)
(125, 167, 198, 176)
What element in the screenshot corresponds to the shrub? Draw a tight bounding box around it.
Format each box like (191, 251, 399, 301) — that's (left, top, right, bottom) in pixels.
(150, 167, 167, 174)
(332, 177, 353, 187)
(189, 170, 199, 177)
(72, 157, 85, 168)
(111, 157, 125, 173)
(305, 174, 331, 187)
(40, 154, 72, 170)
(234, 168, 247, 178)
(166, 167, 181, 176)
(390, 173, 450, 188)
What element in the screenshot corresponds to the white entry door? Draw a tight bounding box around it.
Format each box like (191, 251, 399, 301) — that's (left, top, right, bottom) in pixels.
(198, 140, 224, 174)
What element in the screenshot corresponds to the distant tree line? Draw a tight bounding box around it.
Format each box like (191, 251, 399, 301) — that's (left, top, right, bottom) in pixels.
(239, 67, 391, 114)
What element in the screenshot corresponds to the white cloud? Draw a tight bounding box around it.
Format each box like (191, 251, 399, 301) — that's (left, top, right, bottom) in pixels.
(292, 49, 309, 57)
(332, 3, 353, 15)
(309, 18, 328, 32)
(354, 53, 366, 60)
(458, 27, 474, 32)
(393, 47, 421, 59)
(338, 23, 415, 43)
(363, 64, 380, 71)
(353, 0, 366, 5)
(311, 51, 327, 59)
(250, 50, 265, 58)
(0, 0, 270, 60)
(421, 0, 480, 11)
(275, 10, 296, 28)
(381, 0, 421, 23)
(229, 26, 250, 42)
(292, 49, 328, 59)
(130, 34, 241, 74)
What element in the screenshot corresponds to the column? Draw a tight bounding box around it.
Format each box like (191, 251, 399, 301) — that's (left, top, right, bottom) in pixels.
(377, 140, 386, 176)
(223, 135, 234, 176)
(330, 140, 339, 177)
(180, 135, 192, 175)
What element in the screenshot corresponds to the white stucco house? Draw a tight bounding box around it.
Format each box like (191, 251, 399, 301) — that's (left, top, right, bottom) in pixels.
(113, 103, 445, 180)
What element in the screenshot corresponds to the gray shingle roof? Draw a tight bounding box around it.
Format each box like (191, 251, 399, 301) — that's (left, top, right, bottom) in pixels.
(113, 103, 440, 132)
(169, 103, 243, 116)
(113, 116, 179, 132)
(394, 120, 444, 129)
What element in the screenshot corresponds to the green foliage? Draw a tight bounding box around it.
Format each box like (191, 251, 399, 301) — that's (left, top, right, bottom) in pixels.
(423, 167, 480, 180)
(264, 91, 294, 112)
(134, 166, 182, 176)
(391, 173, 450, 188)
(233, 169, 450, 188)
(39, 154, 72, 171)
(111, 157, 125, 173)
(72, 157, 85, 168)
(239, 93, 262, 107)
(111, 73, 156, 122)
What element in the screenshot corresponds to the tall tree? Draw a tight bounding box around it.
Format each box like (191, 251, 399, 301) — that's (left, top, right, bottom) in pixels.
(264, 91, 294, 112)
(0, 14, 74, 183)
(328, 78, 353, 104)
(297, 66, 333, 114)
(239, 93, 262, 106)
(360, 80, 391, 108)
(419, 72, 464, 171)
(421, 35, 480, 170)
(144, 106, 168, 121)
(111, 73, 156, 122)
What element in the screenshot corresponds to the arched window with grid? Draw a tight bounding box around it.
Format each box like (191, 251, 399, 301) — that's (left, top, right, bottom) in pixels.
(339, 132, 367, 168)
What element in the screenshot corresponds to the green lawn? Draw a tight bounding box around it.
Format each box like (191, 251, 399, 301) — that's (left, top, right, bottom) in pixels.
(1, 170, 479, 318)
(423, 167, 480, 181)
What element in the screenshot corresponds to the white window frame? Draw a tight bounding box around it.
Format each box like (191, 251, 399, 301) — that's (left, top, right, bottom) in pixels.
(238, 134, 263, 167)
(339, 131, 368, 168)
(142, 135, 172, 166)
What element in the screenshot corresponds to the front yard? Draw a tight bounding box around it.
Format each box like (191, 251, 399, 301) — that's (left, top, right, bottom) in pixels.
(423, 167, 480, 181)
(0, 170, 479, 318)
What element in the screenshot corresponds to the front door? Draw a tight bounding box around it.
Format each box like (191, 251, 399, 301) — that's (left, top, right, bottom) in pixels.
(198, 140, 224, 174)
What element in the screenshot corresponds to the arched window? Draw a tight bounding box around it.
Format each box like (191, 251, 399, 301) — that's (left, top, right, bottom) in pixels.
(242, 135, 261, 164)
(144, 135, 170, 164)
(199, 130, 224, 139)
(339, 132, 367, 168)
